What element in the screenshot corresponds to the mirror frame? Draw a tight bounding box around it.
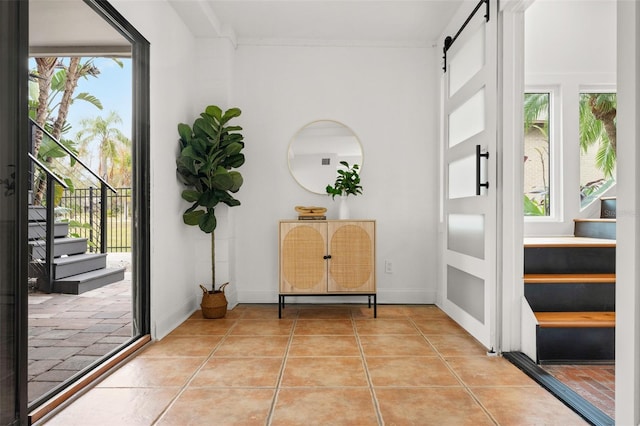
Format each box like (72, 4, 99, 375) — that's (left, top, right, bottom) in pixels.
(287, 120, 363, 195)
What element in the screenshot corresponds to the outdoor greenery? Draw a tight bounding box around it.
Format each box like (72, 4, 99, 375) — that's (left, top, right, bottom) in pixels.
(579, 93, 617, 179)
(76, 111, 132, 186)
(29, 56, 133, 253)
(523, 92, 617, 215)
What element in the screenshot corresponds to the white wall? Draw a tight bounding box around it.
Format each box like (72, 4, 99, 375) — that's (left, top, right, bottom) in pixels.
(110, 0, 236, 339)
(231, 44, 439, 304)
(524, 0, 616, 236)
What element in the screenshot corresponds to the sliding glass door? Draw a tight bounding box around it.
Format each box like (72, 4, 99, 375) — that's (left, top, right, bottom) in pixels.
(1, 1, 29, 424)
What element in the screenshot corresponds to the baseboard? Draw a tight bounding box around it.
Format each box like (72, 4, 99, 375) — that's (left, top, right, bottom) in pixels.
(153, 296, 198, 340)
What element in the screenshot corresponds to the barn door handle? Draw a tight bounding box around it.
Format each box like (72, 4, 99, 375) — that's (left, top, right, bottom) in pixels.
(476, 144, 489, 195)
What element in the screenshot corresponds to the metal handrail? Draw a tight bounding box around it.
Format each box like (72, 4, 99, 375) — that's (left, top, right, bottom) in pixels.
(28, 153, 69, 189)
(29, 119, 117, 194)
(28, 152, 71, 292)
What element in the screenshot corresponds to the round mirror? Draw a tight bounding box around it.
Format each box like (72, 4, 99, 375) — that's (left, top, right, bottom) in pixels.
(288, 120, 363, 194)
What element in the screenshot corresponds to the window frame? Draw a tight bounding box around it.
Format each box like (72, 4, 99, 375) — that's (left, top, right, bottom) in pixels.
(523, 86, 561, 222)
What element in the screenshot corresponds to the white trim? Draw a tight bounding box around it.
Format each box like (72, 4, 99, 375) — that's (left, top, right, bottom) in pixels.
(615, 0, 640, 423)
(498, 6, 526, 352)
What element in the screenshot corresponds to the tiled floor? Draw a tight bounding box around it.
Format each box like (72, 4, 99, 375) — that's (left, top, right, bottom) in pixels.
(41, 304, 588, 425)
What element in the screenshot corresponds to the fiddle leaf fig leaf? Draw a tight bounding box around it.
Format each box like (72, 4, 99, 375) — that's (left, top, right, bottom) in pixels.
(224, 142, 243, 157)
(178, 123, 192, 144)
(229, 171, 243, 192)
(221, 107, 241, 124)
(198, 210, 217, 233)
(205, 105, 222, 121)
(183, 209, 204, 226)
(199, 190, 220, 208)
(181, 189, 200, 202)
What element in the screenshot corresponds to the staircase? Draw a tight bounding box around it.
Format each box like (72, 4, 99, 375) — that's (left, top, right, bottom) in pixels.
(524, 197, 616, 363)
(29, 205, 126, 295)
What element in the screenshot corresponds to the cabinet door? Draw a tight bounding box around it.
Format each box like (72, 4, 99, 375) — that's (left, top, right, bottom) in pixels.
(280, 222, 327, 293)
(327, 221, 375, 292)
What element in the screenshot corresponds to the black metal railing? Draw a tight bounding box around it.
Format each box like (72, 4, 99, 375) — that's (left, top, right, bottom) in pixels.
(28, 119, 120, 291)
(28, 153, 69, 293)
(58, 187, 132, 252)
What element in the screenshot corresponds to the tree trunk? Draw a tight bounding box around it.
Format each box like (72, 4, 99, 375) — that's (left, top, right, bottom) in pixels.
(32, 58, 57, 205)
(52, 57, 81, 139)
(211, 231, 216, 291)
(589, 96, 617, 155)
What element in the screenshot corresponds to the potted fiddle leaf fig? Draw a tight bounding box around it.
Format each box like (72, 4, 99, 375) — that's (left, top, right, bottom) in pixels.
(176, 105, 245, 318)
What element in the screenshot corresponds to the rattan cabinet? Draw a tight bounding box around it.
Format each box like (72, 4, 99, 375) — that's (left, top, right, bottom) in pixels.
(279, 220, 376, 317)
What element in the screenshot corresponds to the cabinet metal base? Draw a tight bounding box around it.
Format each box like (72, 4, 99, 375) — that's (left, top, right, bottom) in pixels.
(278, 294, 377, 318)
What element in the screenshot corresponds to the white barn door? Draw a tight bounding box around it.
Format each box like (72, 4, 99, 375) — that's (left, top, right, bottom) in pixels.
(441, 0, 498, 350)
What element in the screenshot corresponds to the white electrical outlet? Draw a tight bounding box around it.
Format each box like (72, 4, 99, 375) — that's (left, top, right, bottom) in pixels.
(385, 260, 393, 273)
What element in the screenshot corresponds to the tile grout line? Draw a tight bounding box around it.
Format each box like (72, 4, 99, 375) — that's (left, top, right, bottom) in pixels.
(352, 311, 384, 426)
(407, 316, 500, 426)
(151, 317, 241, 425)
(265, 309, 298, 426)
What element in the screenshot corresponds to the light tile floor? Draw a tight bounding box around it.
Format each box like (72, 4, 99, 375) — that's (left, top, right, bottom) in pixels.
(41, 304, 588, 425)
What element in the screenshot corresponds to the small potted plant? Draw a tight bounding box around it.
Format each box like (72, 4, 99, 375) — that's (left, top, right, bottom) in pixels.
(326, 161, 362, 219)
(176, 105, 245, 318)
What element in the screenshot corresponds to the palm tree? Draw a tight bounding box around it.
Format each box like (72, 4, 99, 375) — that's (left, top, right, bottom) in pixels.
(29, 57, 115, 204)
(579, 93, 617, 179)
(76, 111, 131, 181)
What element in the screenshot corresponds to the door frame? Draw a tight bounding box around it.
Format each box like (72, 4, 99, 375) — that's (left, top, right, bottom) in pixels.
(3, 0, 151, 420)
(1, 1, 30, 423)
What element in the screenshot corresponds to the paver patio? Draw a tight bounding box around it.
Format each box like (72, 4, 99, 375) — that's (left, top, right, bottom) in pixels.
(28, 254, 132, 404)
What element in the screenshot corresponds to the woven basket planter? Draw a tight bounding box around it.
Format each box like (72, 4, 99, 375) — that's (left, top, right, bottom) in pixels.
(200, 283, 229, 319)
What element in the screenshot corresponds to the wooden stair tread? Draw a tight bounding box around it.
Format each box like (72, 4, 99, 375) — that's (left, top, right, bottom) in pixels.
(573, 218, 616, 223)
(535, 311, 615, 328)
(524, 273, 616, 284)
(524, 236, 616, 248)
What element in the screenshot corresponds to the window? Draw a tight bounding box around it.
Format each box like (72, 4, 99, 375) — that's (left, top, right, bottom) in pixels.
(523, 92, 551, 216)
(579, 92, 616, 208)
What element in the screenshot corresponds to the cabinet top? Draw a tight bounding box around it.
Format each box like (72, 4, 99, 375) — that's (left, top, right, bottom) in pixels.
(280, 219, 375, 223)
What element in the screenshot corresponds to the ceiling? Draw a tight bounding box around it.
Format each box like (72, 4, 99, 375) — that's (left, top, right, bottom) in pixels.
(30, 0, 465, 53)
(29, 0, 131, 56)
(170, 0, 464, 47)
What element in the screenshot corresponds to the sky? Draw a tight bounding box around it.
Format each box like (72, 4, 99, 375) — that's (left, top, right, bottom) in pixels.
(70, 57, 132, 138)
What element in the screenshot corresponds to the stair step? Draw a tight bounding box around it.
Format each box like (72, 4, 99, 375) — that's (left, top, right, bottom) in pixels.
(524, 237, 615, 274)
(28, 206, 46, 221)
(29, 237, 88, 259)
(524, 236, 616, 248)
(53, 267, 126, 295)
(536, 326, 615, 363)
(535, 312, 615, 362)
(524, 273, 616, 284)
(54, 253, 107, 279)
(525, 274, 615, 312)
(600, 197, 616, 219)
(535, 312, 615, 328)
(28, 222, 69, 240)
(574, 218, 616, 240)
